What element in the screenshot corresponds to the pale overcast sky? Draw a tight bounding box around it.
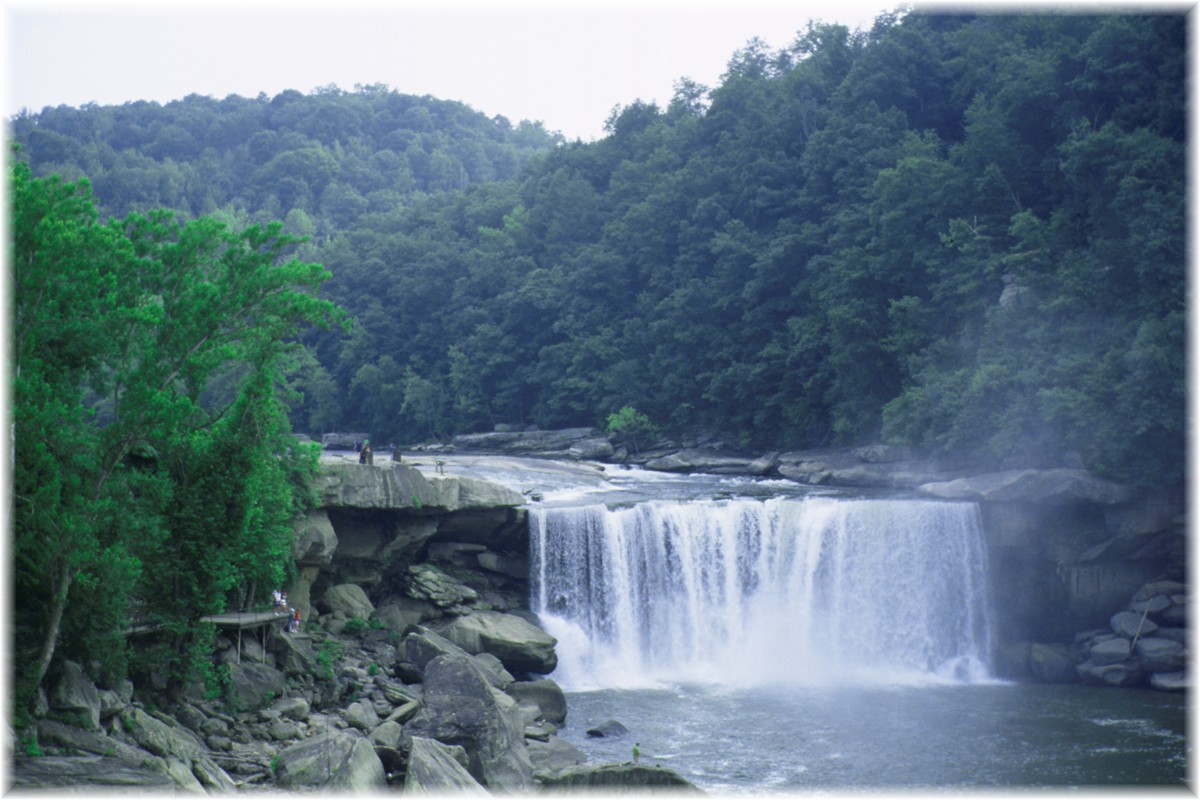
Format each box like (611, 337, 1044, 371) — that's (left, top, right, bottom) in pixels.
(4, 0, 904, 142)
(3, 1, 1182, 142)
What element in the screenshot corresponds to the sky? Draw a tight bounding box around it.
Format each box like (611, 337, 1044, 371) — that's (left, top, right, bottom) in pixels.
(4, 0, 918, 142)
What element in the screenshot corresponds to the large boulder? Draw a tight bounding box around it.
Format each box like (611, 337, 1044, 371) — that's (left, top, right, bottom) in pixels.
(323, 583, 375, 620)
(438, 610, 558, 675)
(328, 736, 388, 791)
(405, 736, 489, 794)
(1134, 637, 1187, 673)
(1077, 658, 1145, 687)
(405, 653, 534, 790)
(506, 678, 568, 724)
(228, 661, 287, 712)
(274, 730, 358, 788)
(1110, 611, 1157, 639)
(49, 660, 101, 732)
(644, 449, 754, 474)
(400, 626, 474, 678)
(118, 707, 237, 791)
(406, 564, 481, 610)
(527, 736, 589, 778)
(293, 509, 338, 564)
(11, 755, 176, 792)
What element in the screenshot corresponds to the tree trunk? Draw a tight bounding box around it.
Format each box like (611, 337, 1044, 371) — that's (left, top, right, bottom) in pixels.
(34, 563, 76, 691)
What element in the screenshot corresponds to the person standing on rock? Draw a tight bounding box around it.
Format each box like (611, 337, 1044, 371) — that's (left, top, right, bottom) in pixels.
(359, 440, 373, 465)
(290, 607, 300, 633)
(633, 742, 641, 764)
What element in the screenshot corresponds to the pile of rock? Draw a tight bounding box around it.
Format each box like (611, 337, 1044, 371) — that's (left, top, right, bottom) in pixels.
(1073, 580, 1188, 690)
(998, 579, 1188, 691)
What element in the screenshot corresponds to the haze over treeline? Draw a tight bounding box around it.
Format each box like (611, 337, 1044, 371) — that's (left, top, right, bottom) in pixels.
(11, 10, 1186, 488)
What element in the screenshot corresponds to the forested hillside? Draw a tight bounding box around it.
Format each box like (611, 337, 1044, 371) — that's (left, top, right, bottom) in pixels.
(11, 11, 1186, 487)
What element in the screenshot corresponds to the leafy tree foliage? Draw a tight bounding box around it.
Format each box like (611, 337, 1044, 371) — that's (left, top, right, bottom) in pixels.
(11, 12, 1185, 488)
(11, 161, 342, 706)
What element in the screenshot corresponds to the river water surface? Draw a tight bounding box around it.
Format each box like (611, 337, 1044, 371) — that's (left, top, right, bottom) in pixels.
(556, 682, 1187, 790)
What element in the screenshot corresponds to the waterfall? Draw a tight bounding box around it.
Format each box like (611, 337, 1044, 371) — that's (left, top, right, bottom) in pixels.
(530, 496, 992, 689)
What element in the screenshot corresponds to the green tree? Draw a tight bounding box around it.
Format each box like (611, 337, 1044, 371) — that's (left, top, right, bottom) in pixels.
(11, 160, 343, 703)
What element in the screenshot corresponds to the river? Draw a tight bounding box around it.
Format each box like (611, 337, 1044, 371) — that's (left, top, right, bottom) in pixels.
(425, 455, 1190, 790)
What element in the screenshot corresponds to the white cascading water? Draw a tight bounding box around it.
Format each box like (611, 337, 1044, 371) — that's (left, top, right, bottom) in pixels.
(530, 496, 992, 689)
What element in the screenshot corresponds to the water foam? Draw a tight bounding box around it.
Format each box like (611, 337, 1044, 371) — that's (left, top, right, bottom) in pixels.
(531, 496, 993, 690)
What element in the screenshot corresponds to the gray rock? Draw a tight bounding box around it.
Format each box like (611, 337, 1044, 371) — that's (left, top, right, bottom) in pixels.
(746, 451, 781, 476)
(275, 729, 357, 787)
(1161, 603, 1188, 626)
(11, 755, 175, 791)
(406, 564, 481, 609)
(477, 551, 530, 580)
(324, 583, 375, 620)
(538, 762, 701, 791)
(329, 736, 388, 791)
(1130, 594, 1173, 616)
(644, 448, 753, 474)
(452, 428, 602, 459)
(1029, 643, 1076, 683)
(918, 468, 1134, 505)
(1089, 637, 1133, 666)
(851, 444, 920, 463)
(569, 437, 617, 460)
(1110, 611, 1157, 639)
(49, 661, 101, 732)
(1134, 637, 1187, 673)
(1077, 659, 1145, 687)
(344, 700, 381, 731)
(269, 718, 301, 741)
(587, 719, 629, 738)
(438, 610, 558, 674)
(1132, 580, 1187, 602)
(228, 661, 287, 712)
(35, 718, 149, 763)
(293, 508, 338, 564)
(119, 707, 237, 791)
(473, 652, 516, 689)
(527, 736, 588, 777)
(271, 695, 311, 721)
(1153, 627, 1188, 644)
(369, 719, 406, 749)
(405, 652, 534, 790)
(506, 678, 568, 724)
(405, 736, 489, 794)
(1150, 671, 1188, 691)
(401, 625, 474, 678)
(374, 597, 437, 632)
(97, 688, 126, 720)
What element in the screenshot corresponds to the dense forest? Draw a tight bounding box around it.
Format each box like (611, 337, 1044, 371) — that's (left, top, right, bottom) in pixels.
(12, 11, 1186, 496)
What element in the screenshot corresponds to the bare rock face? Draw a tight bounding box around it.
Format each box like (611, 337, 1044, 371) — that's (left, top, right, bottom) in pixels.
(317, 463, 525, 512)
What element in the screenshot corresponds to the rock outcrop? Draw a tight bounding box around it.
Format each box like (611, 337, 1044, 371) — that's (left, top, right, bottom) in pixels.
(538, 762, 702, 792)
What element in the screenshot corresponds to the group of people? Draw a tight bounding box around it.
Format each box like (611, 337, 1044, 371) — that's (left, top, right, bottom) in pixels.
(272, 589, 301, 633)
(354, 439, 401, 465)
